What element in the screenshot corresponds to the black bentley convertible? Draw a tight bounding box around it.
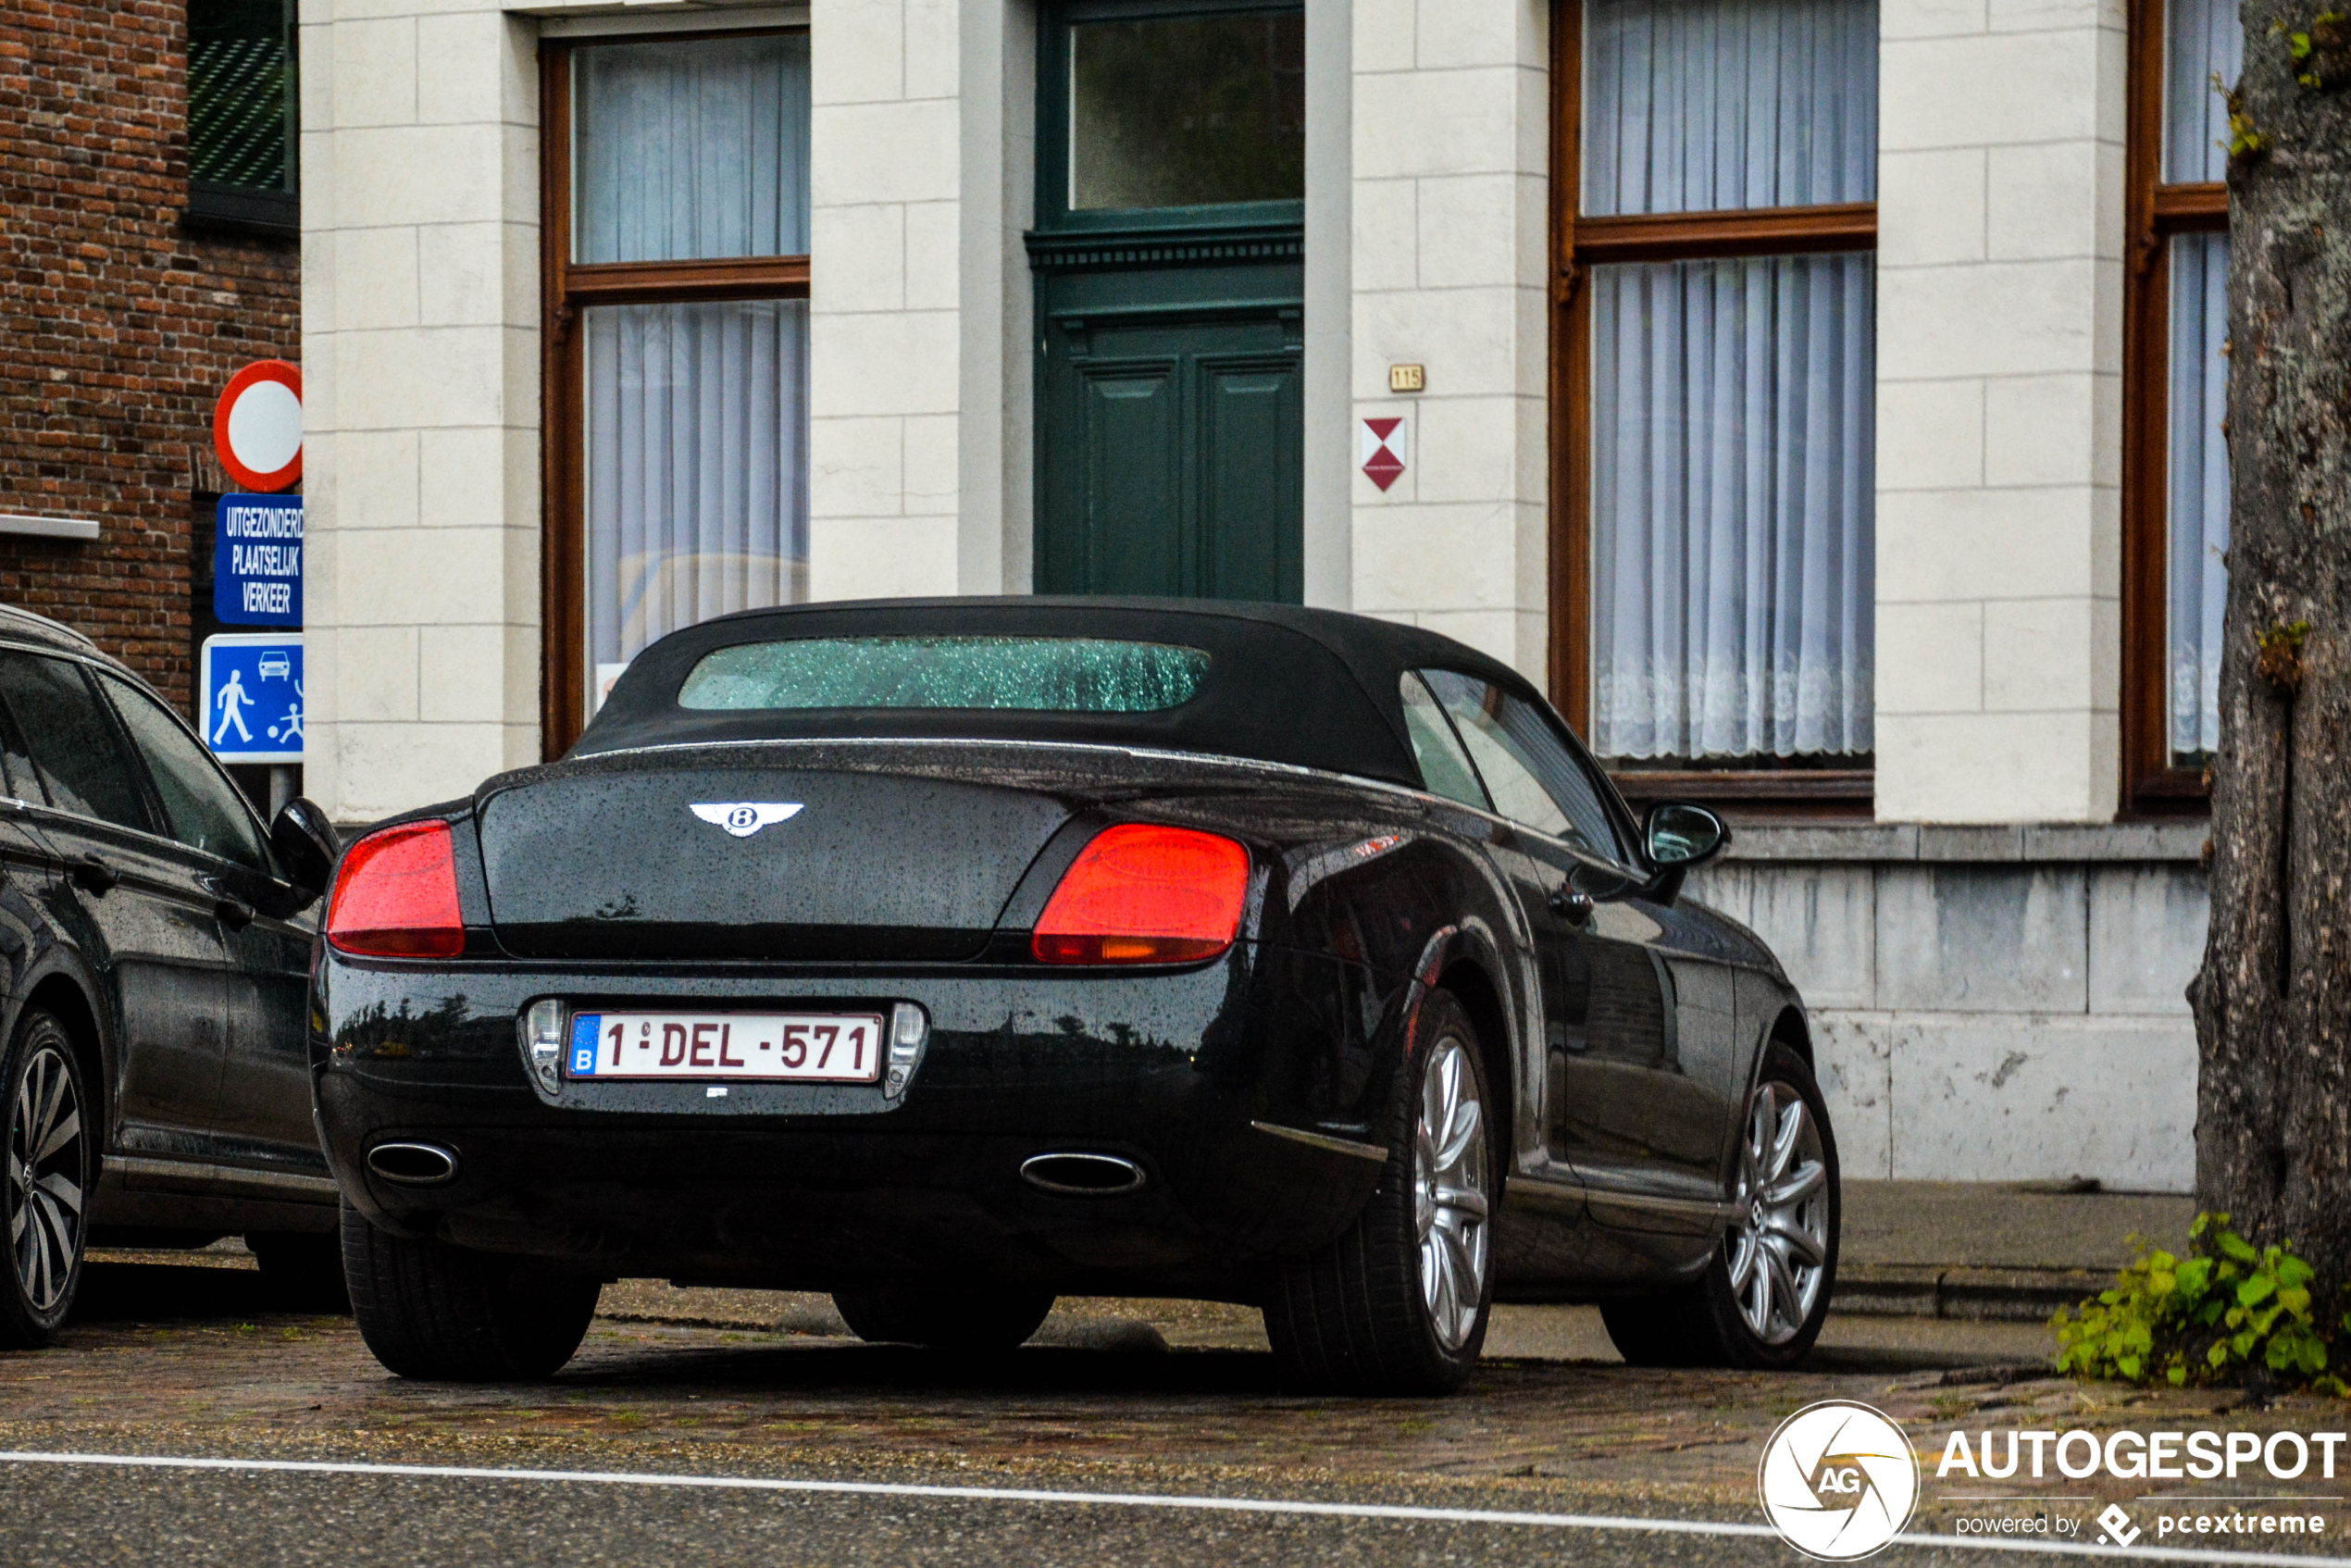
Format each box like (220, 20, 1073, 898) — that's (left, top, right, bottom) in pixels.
(315, 599, 1838, 1393)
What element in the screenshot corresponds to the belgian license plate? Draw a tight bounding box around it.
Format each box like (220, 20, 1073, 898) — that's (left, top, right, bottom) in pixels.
(566, 1011, 885, 1083)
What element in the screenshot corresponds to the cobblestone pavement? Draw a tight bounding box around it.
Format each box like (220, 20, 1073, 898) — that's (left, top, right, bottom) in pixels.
(0, 1261, 2345, 1564)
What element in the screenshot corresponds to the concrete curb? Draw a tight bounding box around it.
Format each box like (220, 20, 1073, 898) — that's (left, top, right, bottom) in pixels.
(1834, 1265, 2107, 1322)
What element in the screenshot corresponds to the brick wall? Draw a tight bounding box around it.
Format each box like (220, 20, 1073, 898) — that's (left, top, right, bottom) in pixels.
(0, 0, 300, 715)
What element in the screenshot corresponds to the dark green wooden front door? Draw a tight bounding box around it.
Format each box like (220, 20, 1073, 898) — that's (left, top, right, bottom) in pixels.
(1038, 305, 1301, 600)
(1030, 0, 1305, 604)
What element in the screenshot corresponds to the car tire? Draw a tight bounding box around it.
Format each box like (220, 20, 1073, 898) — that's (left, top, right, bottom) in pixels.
(1600, 1044, 1839, 1371)
(0, 1009, 93, 1350)
(832, 1282, 1054, 1352)
(342, 1200, 600, 1380)
(248, 1231, 352, 1313)
(1263, 987, 1495, 1396)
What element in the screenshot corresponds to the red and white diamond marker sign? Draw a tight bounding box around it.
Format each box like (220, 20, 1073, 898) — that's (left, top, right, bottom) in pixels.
(1361, 416, 1408, 492)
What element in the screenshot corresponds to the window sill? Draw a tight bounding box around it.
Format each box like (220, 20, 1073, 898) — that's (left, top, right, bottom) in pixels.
(184, 184, 299, 243)
(2126, 765, 2213, 818)
(1607, 767, 1873, 820)
(1712, 820, 2210, 865)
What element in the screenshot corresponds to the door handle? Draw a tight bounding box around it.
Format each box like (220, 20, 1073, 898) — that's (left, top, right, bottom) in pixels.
(215, 898, 256, 931)
(1547, 884, 1595, 927)
(69, 853, 118, 895)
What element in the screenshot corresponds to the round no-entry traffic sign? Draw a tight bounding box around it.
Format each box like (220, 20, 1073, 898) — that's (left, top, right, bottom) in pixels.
(213, 360, 304, 492)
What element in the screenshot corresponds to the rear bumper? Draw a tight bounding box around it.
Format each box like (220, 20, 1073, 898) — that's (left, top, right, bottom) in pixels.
(311, 943, 1403, 1295)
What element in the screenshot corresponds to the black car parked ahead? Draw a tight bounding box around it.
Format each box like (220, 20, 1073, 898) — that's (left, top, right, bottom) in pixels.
(317, 598, 1838, 1395)
(0, 605, 342, 1345)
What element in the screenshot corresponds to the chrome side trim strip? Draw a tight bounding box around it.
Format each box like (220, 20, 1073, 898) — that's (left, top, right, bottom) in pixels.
(110, 1154, 340, 1200)
(106, 1154, 196, 1185)
(1581, 1185, 1739, 1221)
(216, 1167, 342, 1199)
(1250, 1120, 1390, 1164)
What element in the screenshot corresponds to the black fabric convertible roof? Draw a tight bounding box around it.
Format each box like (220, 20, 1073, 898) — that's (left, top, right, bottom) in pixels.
(575, 597, 1546, 789)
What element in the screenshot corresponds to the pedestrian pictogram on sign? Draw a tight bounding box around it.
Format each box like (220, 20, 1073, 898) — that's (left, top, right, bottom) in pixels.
(214, 492, 303, 627)
(1361, 417, 1408, 492)
(201, 634, 304, 764)
(213, 360, 304, 493)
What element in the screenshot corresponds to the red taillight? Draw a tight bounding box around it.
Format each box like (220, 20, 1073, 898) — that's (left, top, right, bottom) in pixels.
(326, 821, 466, 958)
(1031, 825, 1250, 965)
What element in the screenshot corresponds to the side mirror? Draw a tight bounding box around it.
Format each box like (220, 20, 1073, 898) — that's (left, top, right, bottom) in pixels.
(270, 797, 342, 901)
(1639, 802, 1729, 906)
(1644, 801, 1729, 869)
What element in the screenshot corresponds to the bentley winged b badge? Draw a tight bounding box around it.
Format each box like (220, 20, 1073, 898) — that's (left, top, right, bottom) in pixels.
(690, 802, 804, 839)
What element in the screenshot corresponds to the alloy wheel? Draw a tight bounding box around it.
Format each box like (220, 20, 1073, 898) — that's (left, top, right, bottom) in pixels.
(1413, 1035, 1489, 1350)
(9, 1043, 85, 1315)
(1726, 1078, 1829, 1345)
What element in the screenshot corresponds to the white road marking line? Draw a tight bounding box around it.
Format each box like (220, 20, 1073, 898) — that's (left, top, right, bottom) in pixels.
(0, 1451, 2343, 1564)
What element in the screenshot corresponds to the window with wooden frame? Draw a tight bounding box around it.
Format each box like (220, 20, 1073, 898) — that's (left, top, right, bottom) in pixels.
(2120, 0, 2233, 815)
(1550, 0, 1879, 815)
(540, 30, 812, 756)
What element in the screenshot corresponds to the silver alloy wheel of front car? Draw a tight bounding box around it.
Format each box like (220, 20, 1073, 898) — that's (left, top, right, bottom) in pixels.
(1413, 1035, 1490, 1350)
(1726, 1078, 1829, 1345)
(9, 1043, 84, 1314)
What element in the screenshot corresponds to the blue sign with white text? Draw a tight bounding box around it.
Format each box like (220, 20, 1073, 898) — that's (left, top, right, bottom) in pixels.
(200, 633, 304, 764)
(214, 492, 304, 627)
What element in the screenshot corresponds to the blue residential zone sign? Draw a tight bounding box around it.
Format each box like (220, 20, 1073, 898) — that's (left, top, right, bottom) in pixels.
(214, 492, 303, 627)
(200, 634, 304, 764)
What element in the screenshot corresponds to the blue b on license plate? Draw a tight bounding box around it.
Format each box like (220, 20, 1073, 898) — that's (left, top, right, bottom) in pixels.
(566, 1011, 885, 1082)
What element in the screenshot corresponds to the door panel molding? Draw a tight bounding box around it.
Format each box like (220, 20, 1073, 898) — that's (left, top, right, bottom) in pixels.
(1037, 296, 1303, 602)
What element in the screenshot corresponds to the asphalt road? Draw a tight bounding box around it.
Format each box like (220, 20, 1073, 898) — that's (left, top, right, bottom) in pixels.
(0, 1456, 2026, 1568)
(0, 1259, 2344, 1567)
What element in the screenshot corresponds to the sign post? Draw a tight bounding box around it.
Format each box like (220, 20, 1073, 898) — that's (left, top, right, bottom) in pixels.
(211, 360, 304, 808)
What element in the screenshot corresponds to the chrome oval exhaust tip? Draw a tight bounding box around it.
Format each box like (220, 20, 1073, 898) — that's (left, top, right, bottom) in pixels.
(366, 1140, 460, 1186)
(1019, 1151, 1146, 1196)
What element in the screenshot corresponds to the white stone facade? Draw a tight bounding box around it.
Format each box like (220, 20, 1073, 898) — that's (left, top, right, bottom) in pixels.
(1872, 0, 2130, 822)
(805, 0, 972, 602)
(303, 0, 2142, 808)
(1694, 826, 2206, 1192)
(300, 0, 2198, 1186)
(300, 0, 544, 821)
(1346, 0, 1551, 676)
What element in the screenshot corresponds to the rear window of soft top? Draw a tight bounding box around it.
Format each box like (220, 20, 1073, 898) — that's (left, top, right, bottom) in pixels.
(676, 635, 1211, 713)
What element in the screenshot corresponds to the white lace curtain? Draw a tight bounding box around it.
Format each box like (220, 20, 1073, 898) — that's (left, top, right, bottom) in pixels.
(575, 37, 812, 707)
(2164, 0, 2238, 757)
(1584, 0, 1877, 760)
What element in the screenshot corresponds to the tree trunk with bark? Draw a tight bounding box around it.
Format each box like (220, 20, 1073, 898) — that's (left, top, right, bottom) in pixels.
(2191, 4, 2351, 1284)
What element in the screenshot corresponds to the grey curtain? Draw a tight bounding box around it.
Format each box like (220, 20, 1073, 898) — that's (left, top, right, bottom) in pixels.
(2162, 0, 2237, 756)
(2165, 238, 2229, 758)
(1583, 0, 1877, 216)
(574, 35, 811, 262)
(1583, 0, 1877, 759)
(584, 301, 811, 696)
(1591, 255, 1874, 759)
(575, 36, 812, 710)
(2162, 0, 2238, 185)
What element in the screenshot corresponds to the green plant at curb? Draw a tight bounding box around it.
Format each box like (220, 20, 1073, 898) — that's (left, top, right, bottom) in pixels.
(2052, 1214, 2343, 1390)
